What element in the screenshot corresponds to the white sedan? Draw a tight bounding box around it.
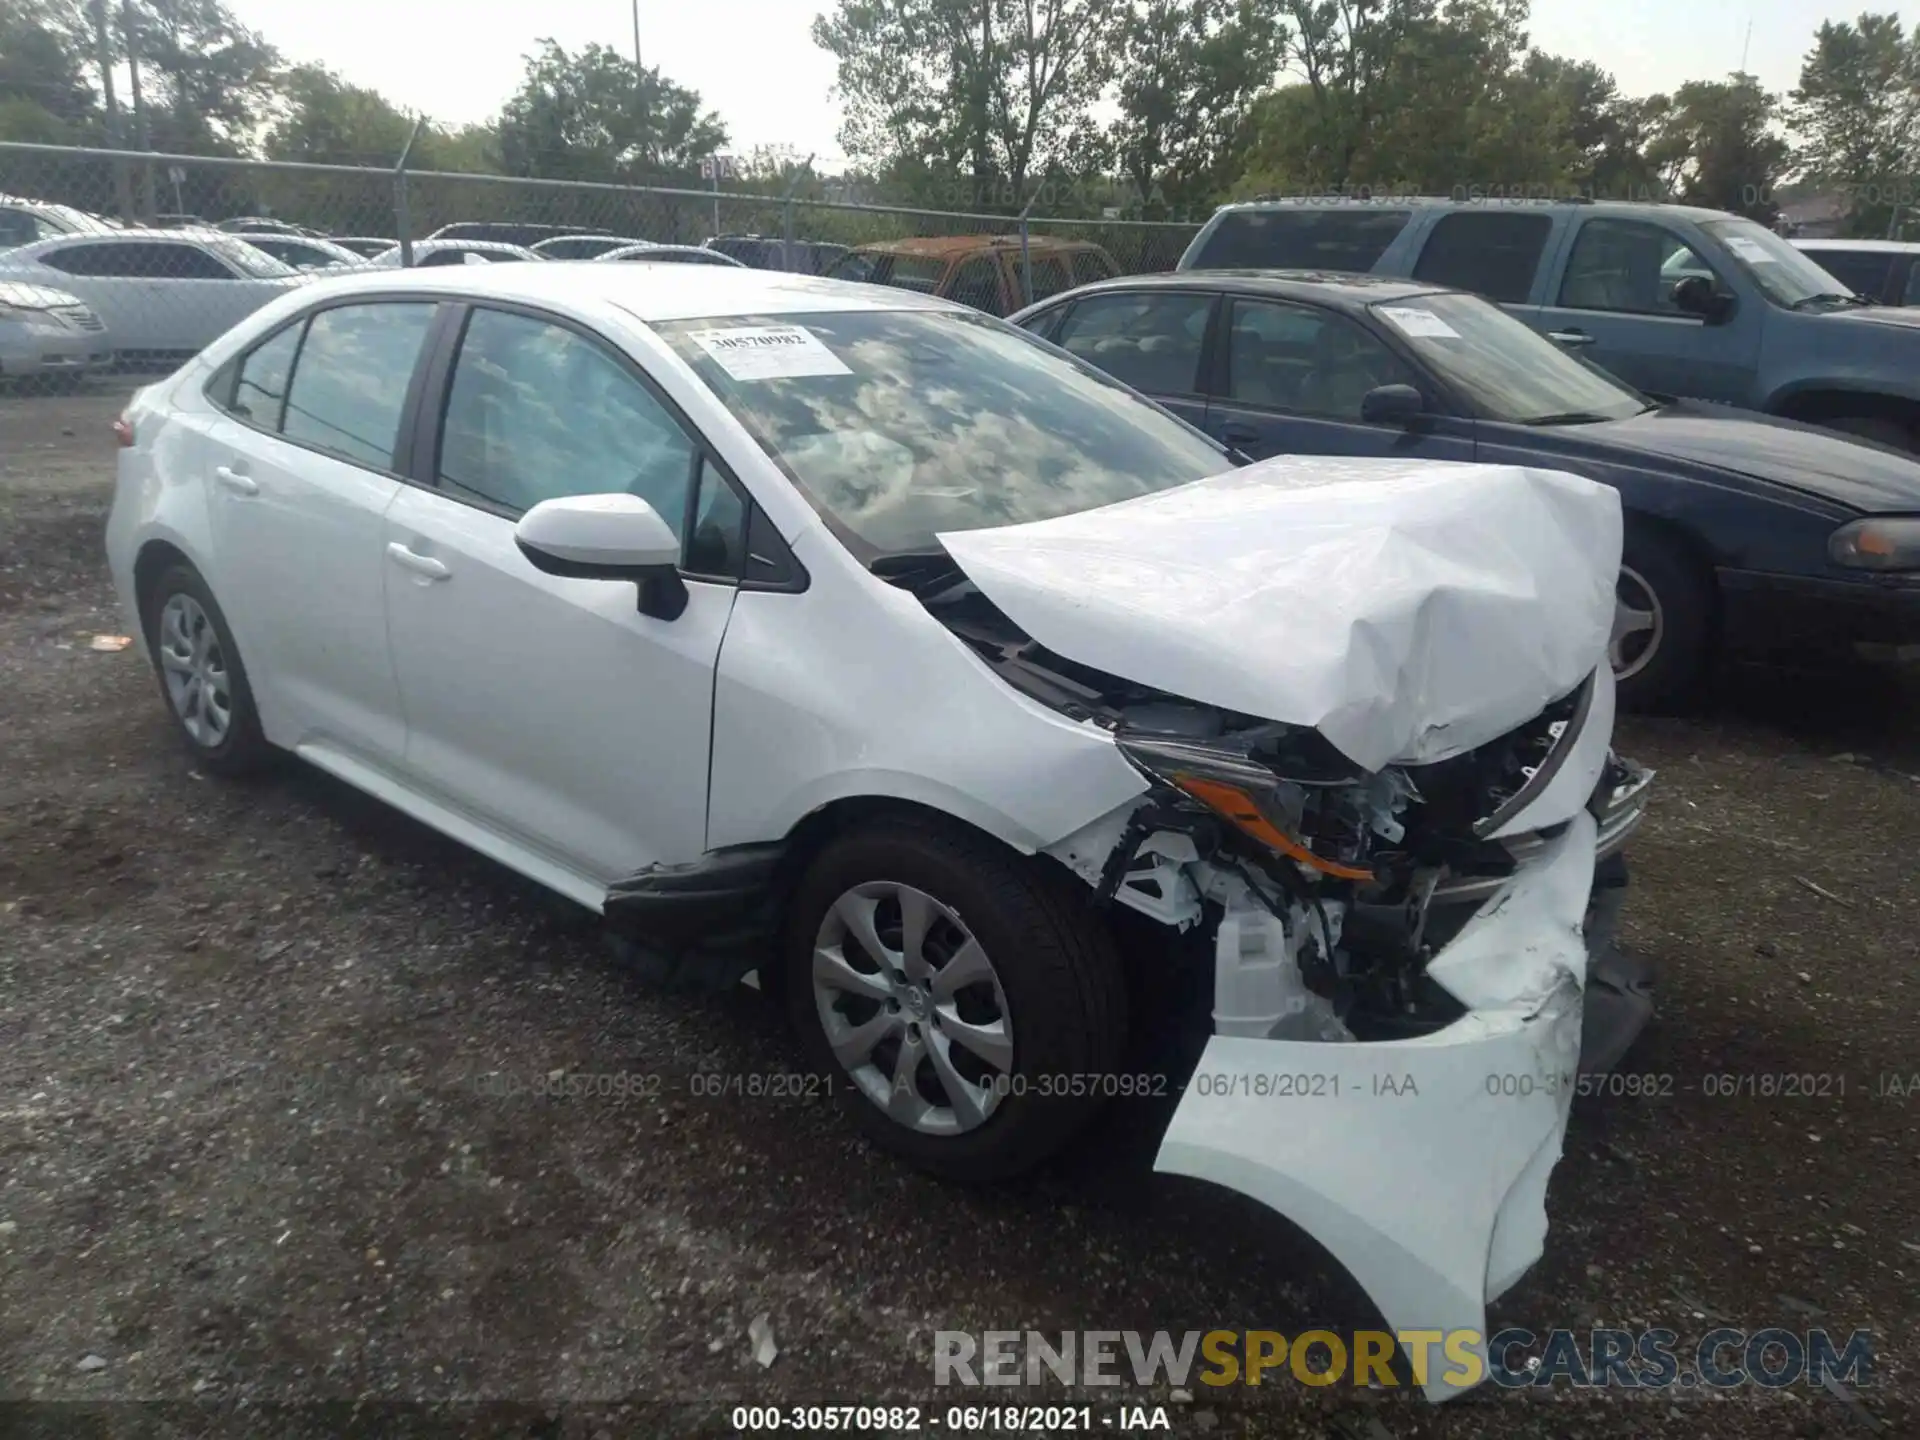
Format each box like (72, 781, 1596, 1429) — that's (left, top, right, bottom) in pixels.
(106, 263, 1653, 1399)
(363, 239, 543, 268)
(0, 228, 301, 360)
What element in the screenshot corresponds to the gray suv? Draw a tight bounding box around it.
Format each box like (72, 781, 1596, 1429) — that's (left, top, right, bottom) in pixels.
(1179, 198, 1920, 452)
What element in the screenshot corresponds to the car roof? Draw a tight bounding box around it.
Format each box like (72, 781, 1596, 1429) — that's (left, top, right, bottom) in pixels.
(1036, 268, 1455, 308)
(1206, 196, 1744, 225)
(599, 243, 741, 261)
(1792, 238, 1920, 254)
(10, 226, 229, 249)
(850, 234, 1110, 260)
(285, 260, 963, 322)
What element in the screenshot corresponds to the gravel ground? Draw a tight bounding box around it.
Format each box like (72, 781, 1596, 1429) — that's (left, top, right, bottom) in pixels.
(2, 388, 1917, 1440)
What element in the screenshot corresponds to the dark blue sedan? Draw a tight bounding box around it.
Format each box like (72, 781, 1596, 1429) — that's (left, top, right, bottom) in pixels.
(1011, 271, 1920, 710)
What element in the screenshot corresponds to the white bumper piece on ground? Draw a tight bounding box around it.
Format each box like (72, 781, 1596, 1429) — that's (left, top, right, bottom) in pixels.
(1154, 809, 1598, 1401)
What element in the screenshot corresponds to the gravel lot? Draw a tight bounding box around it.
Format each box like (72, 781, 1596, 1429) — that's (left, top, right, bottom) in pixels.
(2, 387, 1917, 1439)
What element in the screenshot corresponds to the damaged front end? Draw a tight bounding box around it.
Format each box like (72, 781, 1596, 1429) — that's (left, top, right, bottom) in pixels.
(893, 548, 1654, 1402)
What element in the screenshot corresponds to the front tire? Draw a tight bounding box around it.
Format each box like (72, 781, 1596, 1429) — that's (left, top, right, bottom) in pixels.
(784, 814, 1127, 1183)
(1611, 523, 1715, 713)
(141, 562, 273, 775)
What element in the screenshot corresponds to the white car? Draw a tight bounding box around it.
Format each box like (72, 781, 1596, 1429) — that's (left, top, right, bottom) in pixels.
(596, 243, 747, 267)
(105, 264, 1653, 1400)
(0, 229, 301, 360)
(363, 239, 544, 268)
(0, 280, 112, 382)
(241, 233, 370, 272)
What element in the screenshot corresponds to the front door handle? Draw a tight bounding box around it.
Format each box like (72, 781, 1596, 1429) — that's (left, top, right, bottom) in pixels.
(386, 542, 451, 581)
(213, 464, 257, 496)
(1547, 329, 1596, 347)
(1221, 422, 1262, 445)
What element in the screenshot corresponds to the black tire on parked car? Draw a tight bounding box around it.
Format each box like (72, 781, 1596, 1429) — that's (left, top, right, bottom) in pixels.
(1612, 521, 1716, 714)
(784, 813, 1127, 1184)
(140, 561, 274, 775)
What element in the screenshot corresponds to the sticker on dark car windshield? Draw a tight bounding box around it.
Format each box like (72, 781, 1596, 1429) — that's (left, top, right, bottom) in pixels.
(687, 325, 853, 381)
(1376, 306, 1460, 339)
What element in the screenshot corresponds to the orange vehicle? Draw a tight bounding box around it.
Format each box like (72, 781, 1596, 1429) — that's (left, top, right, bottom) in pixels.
(824, 235, 1120, 316)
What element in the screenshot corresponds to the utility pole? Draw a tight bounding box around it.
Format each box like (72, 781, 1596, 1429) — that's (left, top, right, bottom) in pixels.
(631, 0, 647, 176)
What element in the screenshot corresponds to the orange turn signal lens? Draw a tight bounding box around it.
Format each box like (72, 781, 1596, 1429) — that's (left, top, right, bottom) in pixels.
(1171, 773, 1375, 882)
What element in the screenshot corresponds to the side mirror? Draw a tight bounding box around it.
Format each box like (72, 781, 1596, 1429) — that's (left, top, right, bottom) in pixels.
(515, 493, 688, 620)
(1359, 383, 1426, 426)
(1671, 274, 1736, 323)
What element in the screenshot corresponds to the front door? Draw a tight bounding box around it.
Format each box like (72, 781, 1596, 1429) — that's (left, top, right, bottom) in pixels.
(1204, 296, 1476, 462)
(382, 304, 739, 886)
(1534, 216, 1762, 404)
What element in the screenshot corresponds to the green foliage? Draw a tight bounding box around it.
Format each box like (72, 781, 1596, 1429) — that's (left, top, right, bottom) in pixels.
(124, 0, 280, 153)
(1653, 73, 1790, 222)
(494, 38, 726, 184)
(1789, 13, 1920, 236)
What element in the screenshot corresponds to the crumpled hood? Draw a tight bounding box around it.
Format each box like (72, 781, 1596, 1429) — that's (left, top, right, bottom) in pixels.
(938, 455, 1621, 772)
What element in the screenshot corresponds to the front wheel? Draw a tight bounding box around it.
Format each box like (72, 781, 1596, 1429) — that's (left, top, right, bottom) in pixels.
(1610, 523, 1716, 713)
(784, 814, 1127, 1184)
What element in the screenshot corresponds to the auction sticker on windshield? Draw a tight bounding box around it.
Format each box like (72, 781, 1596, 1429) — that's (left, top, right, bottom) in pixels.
(1376, 306, 1460, 339)
(1723, 235, 1772, 263)
(687, 325, 852, 381)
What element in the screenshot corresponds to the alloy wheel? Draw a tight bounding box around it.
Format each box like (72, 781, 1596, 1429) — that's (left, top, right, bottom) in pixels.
(156, 592, 232, 748)
(811, 881, 1014, 1135)
(1609, 566, 1663, 681)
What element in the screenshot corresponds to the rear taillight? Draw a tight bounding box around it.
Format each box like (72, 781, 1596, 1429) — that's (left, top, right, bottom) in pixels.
(113, 415, 134, 448)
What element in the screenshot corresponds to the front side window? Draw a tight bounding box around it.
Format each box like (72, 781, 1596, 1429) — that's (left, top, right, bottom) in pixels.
(437, 307, 697, 527)
(660, 309, 1228, 555)
(142, 244, 236, 281)
(281, 302, 436, 469)
(1559, 219, 1714, 315)
(229, 323, 303, 428)
(1369, 291, 1647, 424)
(1053, 290, 1214, 396)
(1189, 208, 1412, 272)
(1412, 212, 1553, 304)
(1225, 299, 1417, 418)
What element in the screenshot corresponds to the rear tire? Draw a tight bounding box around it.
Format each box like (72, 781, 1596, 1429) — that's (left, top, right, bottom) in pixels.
(140, 562, 274, 775)
(1611, 523, 1715, 713)
(784, 814, 1127, 1184)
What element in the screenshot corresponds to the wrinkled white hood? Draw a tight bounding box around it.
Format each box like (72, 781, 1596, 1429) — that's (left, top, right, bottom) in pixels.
(938, 455, 1621, 772)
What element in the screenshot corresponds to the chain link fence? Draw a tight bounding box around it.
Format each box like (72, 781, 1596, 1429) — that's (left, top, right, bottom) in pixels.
(0, 141, 1198, 394)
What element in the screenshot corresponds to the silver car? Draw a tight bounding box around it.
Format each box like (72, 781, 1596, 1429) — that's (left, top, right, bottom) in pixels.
(0, 280, 111, 382)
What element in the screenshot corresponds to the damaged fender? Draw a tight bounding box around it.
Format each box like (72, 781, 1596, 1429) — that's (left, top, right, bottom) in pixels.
(1153, 810, 1597, 1400)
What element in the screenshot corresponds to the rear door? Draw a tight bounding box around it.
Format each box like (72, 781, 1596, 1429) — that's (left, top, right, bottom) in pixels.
(202, 298, 439, 761)
(1202, 295, 1475, 461)
(1046, 288, 1218, 430)
(1533, 215, 1762, 403)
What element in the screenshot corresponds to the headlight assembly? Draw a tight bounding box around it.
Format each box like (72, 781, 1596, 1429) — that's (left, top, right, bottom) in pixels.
(1829, 515, 1920, 573)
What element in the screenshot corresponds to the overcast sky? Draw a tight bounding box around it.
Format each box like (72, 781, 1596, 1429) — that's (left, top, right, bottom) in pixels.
(227, 0, 1917, 168)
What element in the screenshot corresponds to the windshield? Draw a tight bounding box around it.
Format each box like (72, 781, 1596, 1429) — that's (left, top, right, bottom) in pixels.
(204, 235, 295, 279)
(1699, 219, 1852, 307)
(1369, 291, 1648, 424)
(660, 309, 1228, 555)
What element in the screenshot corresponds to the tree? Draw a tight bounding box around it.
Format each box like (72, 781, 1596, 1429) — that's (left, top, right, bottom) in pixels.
(1111, 0, 1287, 217)
(1651, 72, 1789, 222)
(266, 63, 418, 166)
(812, 0, 1121, 209)
(0, 0, 96, 136)
(1789, 13, 1920, 236)
(1510, 54, 1666, 199)
(495, 39, 725, 183)
(122, 0, 279, 153)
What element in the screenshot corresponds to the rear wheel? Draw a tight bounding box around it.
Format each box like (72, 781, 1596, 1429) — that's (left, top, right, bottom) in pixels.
(784, 814, 1127, 1183)
(1611, 523, 1715, 713)
(141, 562, 273, 775)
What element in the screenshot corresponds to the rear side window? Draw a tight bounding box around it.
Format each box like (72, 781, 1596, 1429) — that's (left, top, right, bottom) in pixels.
(1411, 212, 1553, 304)
(1023, 256, 1074, 304)
(282, 303, 436, 469)
(1053, 290, 1214, 396)
(1189, 209, 1412, 272)
(39, 242, 129, 276)
(229, 323, 303, 428)
(1803, 249, 1892, 301)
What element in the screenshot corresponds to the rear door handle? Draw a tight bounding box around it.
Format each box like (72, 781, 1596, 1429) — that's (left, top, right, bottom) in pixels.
(1547, 329, 1596, 347)
(386, 542, 451, 581)
(213, 464, 257, 496)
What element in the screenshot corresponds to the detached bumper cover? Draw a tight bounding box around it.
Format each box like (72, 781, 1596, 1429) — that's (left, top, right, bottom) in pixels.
(1154, 810, 1598, 1402)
